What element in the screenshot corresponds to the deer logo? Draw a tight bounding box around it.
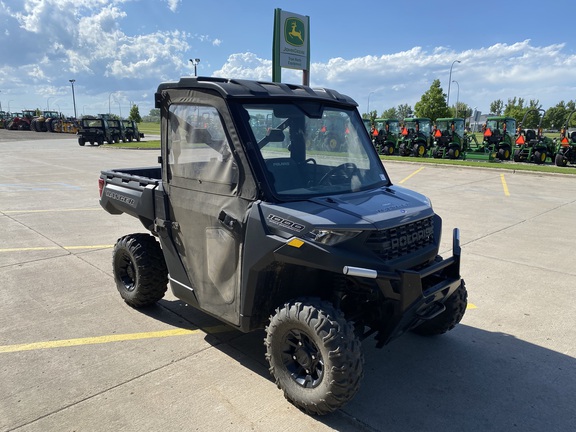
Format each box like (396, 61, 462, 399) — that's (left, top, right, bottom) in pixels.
(285, 18, 305, 46)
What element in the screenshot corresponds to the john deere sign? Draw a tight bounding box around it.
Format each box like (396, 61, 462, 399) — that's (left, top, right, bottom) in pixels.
(273, 9, 310, 83)
(284, 17, 305, 49)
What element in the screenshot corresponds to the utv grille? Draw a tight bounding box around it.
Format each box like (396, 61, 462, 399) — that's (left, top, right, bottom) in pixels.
(366, 217, 435, 261)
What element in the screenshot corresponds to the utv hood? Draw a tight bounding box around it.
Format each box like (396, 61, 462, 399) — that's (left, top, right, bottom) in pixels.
(261, 185, 435, 234)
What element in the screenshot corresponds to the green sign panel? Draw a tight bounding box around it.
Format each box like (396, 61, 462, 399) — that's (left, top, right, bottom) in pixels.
(284, 17, 305, 47)
(273, 9, 310, 83)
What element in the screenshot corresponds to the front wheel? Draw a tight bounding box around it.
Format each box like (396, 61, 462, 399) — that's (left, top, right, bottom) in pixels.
(382, 144, 395, 155)
(411, 281, 467, 336)
(555, 153, 568, 167)
(498, 147, 511, 160)
(112, 233, 168, 308)
(265, 298, 364, 415)
(413, 143, 426, 157)
(448, 147, 460, 159)
(534, 150, 546, 164)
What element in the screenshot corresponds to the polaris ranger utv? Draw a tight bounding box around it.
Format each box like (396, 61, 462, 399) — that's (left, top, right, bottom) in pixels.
(99, 77, 467, 415)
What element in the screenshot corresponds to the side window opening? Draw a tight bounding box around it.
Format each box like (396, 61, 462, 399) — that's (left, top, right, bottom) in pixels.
(167, 104, 238, 192)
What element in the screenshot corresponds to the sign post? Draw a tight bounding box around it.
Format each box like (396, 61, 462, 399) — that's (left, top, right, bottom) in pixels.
(273, 9, 310, 85)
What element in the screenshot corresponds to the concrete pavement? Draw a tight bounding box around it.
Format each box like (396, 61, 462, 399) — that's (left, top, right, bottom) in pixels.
(1, 131, 574, 431)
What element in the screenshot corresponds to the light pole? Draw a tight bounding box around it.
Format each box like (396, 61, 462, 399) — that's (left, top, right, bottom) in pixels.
(452, 80, 460, 117)
(108, 92, 116, 115)
(8, 100, 14, 112)
(189, 58, 200, 76)
(447, 60, 460, 109)
(367, 91, 375, 117)
(0, 90, 2, 111)
(69, 79, 77, 118)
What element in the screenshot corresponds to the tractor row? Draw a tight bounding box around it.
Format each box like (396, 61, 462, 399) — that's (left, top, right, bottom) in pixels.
(0, 110, 37, 130)
(368, 110, 576, 167)
(0, 109, 79, 134)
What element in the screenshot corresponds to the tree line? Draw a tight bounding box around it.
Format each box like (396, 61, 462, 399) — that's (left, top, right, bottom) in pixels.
(364, 79, 576, 130)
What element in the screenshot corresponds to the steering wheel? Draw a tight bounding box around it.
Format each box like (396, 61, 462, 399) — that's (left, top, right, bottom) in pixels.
(318, 162, 359, 186)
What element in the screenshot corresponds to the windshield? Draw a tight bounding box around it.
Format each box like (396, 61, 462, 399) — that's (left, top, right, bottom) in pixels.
(486, 119, 515, 136)
(375, 120, 399, 134)
(83, 119, 103, 127)
(243, 103, 389, 198)
(436, 120, 464, 136)
(404, 120, 431, 136)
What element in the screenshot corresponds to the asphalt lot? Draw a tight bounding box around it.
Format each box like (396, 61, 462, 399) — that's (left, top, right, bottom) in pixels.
(1, 129, 575, 432)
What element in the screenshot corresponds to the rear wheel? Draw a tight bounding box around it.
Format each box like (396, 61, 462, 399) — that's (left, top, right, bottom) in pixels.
(78, 137, 85, 146)
(112, 233, 168, 308)
(265, 298, 364, 415)
(412, 281, 467, 336)
(325, 134, 340, 152)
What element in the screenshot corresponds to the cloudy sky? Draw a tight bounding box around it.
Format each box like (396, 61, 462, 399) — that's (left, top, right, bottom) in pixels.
(1, 0, 575, 118)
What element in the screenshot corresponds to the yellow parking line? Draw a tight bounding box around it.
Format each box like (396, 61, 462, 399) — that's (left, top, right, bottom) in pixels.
(467, 303, 477, 309)
(0, 326, 230, 354)
(0, 245, 114, 253)
(500, 174, 510, 196)
(399, 167, 425, 184)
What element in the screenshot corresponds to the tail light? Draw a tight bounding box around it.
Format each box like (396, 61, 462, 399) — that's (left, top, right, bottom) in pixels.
(98, 178, 104, 197)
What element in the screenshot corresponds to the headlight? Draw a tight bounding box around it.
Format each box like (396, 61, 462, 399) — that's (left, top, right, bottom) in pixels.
(307, 229, 361, 246)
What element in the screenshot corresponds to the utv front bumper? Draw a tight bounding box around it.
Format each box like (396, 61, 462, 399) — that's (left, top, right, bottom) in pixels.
(274, 228, 463, 347)
(344, 228, 463, 346)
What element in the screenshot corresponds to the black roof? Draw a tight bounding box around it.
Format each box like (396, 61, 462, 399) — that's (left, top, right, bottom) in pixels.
(155, 76, 358, 107)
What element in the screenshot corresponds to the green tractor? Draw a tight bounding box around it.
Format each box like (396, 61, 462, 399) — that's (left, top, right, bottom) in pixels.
(481, 116, 516, 160)
(430, 118, 467, 159)
(373, 118, 400, 155)
(319, 112, 349, 152)
(398, 117, 432, 157)
(554, 110, 576, 167)
(513, 109, 554, 164)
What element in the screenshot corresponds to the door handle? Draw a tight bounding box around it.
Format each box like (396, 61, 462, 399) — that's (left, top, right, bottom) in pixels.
(218, 210, 237, 230)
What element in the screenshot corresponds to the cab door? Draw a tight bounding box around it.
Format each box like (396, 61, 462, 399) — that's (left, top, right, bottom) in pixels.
(162, 102, 249, 325)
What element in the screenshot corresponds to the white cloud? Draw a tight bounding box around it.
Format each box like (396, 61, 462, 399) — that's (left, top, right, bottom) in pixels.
(299, 40, 576, 113)
(165, 0, 180, 13)
(213, 52, 273, 81)
(1, 2, 575, 119)
(207, 41, 576, 114)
